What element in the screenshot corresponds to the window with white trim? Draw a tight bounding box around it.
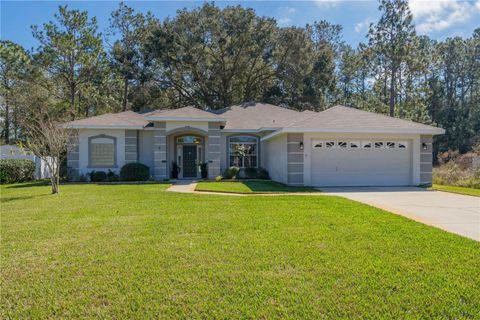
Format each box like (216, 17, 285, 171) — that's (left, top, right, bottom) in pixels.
(362, 141, 372, 149)
(338, 141, 347, 148)
(386, 141, 395, 149)
(374, 141, 384, 149)
(313, 141, 323, 148)
(89, 135, 116, 167)
(326, 141, 335, 148)
(228, 136, 258, 168)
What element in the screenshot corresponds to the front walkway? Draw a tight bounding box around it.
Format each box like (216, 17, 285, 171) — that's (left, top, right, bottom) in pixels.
(322, 187, 480, 241)
(166, 180, 198, 193)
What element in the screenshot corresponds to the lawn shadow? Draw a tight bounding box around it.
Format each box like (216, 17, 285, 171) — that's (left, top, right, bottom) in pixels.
(4, 180, 50, 189)
(242, 180, 317, 193)
(1, 193, 50, 203)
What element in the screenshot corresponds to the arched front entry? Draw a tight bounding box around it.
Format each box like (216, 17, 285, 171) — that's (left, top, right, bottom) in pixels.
(174, 134, 205, 179)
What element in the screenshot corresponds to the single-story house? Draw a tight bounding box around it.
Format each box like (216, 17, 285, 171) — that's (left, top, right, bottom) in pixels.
(64, 103, 444, 187)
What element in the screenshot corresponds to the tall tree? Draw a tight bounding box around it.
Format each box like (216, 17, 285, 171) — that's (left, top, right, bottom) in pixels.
(32, 5, 107, 119)
(368, 0, 416, 116)
(0, 41, 29, 143)
(147, 3, 279, 109)
(108, 2, 156, 111)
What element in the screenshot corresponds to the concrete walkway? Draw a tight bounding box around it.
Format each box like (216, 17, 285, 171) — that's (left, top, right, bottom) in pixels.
(322, 187, 480, 241)
(166, 180, 198, 193)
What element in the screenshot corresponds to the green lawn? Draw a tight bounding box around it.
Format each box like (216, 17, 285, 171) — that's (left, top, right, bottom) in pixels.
(430, 184, 480, 197)
(1, 183, 479, 318)
(196, 180, 318, 193)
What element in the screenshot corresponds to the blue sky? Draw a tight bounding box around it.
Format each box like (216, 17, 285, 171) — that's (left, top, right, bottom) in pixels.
(1, 0, 479, 51)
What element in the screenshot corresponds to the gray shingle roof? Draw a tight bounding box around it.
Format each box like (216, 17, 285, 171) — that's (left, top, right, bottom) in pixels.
(145, 106, 225, 121)
(217, 103, 313, 130)
(64, 111, 149, 129)
(63, 104, 444, 135)
(286, 105, 444, 134)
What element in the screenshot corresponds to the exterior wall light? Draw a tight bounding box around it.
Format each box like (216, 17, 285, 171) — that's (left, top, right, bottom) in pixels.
(299, 142, 304, 150)
(422, 142, 428, 150)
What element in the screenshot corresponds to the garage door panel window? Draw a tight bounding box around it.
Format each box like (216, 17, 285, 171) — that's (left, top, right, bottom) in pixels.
(397, 141, 407, 149)
(338, 141, 347, 148)
(374, 142, 384, 149)
(350, 141, 360, 148)
(229, 136, 258, 168)
(362, 141, 372, 149)
(313, 140, 409, 151)
(313, 141, 323, 148)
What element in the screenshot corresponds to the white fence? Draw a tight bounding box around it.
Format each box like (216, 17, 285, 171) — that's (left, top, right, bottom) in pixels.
(1, 145, 55, 179)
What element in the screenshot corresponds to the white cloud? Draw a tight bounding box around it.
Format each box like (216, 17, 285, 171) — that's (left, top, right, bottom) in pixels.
(278, 18, 292, 25)
(314, 0, 339, 8)
(409, 0, 480, 33)
(355, 17, 375, 33)
(277, 6, 296, 26)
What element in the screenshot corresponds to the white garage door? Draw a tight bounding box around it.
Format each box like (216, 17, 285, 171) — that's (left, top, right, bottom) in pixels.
(310, 140, 412, 187)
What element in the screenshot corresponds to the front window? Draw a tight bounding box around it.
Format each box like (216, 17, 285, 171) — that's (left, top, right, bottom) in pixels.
(89, 135, 116, 167)
(229, 136, 258, 168)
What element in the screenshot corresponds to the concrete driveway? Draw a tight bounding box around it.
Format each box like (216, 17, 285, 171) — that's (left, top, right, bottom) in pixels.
(322, 187, 480, 241)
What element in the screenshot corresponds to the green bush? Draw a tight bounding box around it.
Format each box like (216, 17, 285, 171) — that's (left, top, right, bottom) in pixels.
(120, 162, 150, 181)
(88, 170, 107, 182)
(258, 168, 270, 180)
(222, 166, 239, 179)
(0, 159, 36, 184)
(244, 167, 257, 179)
(215, 175, 223, 182)
(106, 169, 119, 182)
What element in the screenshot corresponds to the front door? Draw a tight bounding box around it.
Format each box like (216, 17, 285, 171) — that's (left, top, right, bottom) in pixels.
(182, 145, 197, 178)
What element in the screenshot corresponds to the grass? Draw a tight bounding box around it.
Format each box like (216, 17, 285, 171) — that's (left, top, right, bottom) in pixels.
(1, 182, 479, 319)
(195, 180, 318, 193)
(430, 184, 480, 197)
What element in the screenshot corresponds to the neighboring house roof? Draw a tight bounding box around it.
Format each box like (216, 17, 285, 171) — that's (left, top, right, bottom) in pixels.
(145, 106, 226, 122)
(64, 111, 149, 129)
(62, 103, 445, 135)
(216, 103, 314, 131)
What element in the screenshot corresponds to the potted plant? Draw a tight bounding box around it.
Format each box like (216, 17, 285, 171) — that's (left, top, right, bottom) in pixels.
(171, 161, 180, 179)
(199, 162, 208, 179)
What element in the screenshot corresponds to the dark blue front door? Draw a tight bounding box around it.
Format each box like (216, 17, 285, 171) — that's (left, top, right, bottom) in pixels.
(182, 146, 197, 178)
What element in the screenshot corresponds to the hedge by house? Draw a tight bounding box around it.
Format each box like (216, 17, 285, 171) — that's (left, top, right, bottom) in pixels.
(120, 163, 150, 181)
(0, 159, 36, 184)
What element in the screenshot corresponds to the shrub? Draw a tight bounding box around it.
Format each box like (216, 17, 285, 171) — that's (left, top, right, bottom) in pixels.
(89, 170, 107, 182)
(258, 168, 270, 180)
(244, 167, 258, 179)
(433, 161, 480, 189)
(120, 162, 150, 181)
(106, 169, 119, 182)
(0, 159, 36, 184)
(222, 166, 239, 179)
(215, 175, 223, 182)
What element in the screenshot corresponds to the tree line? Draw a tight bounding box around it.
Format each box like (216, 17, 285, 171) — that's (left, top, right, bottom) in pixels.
(1, 0, 479, 154)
